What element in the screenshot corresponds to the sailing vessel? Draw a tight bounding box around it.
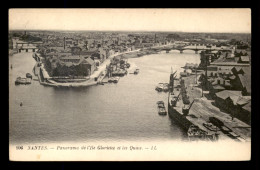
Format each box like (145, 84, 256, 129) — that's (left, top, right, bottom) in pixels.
(167, 68, 219, 141)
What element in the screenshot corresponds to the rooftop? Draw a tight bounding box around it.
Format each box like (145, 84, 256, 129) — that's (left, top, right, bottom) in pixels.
(215, 90, 242, 100)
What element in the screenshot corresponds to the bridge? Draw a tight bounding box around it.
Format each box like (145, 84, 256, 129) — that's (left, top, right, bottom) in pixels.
(153, 43, 232, 54)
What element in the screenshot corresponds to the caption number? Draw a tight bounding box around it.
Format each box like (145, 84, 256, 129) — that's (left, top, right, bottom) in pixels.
(16, 146, 23, 150)
(151, 146, 157, 150)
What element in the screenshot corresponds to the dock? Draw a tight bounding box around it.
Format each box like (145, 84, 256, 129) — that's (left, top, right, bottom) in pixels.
(169, 73, 251, 142)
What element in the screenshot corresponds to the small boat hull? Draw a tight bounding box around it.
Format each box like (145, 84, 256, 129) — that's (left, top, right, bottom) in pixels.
(157, 101, 167, 116)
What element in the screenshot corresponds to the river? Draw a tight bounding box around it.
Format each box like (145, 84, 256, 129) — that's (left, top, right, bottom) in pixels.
(9, 50, 200, 145)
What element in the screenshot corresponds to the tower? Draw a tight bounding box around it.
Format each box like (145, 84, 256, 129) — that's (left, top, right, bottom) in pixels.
(63, 37, 66, 50)
(85, 41, 88, 50)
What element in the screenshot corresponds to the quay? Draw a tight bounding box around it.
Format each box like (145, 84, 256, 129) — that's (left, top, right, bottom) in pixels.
(168, 72, 251, 142)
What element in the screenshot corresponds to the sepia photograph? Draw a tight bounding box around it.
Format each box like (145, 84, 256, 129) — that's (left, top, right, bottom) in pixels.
(9, 8, 251, 161)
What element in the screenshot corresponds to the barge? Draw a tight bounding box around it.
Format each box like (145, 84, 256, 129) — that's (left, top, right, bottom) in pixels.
(157, 101, 167, 115)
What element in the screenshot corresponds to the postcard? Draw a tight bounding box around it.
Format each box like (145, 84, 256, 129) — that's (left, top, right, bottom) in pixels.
(9, 8, 251, 161)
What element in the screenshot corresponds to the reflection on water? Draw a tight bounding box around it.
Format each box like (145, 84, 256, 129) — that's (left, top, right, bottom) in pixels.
(9, 51, 200, 144)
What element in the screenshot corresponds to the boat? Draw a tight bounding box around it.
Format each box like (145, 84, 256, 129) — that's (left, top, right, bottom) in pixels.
(209, 117, 232, 134)
(97, 82, 104, 85)
(162, 83, 169, 92)
(126, 63, 130, 68)
(187, 125, 219, 141)
(155, 83, 169, 92)
(108, 77, 115, 83)
(187, 125, 207, 140)
(111, 69, 126, 77)
(134, 68, 139, 74)
(180, 72, 188, 77)
(227, 131, 240, 139)
(167, 70, 222, 141)
(221, 125, 233, 134)
(26, 73, 33, 79)
(155, 83, 164, 92)
(113, 77, 120, 83)
(209, 117, 224, 127)
(203, 122, 219, 131)
(15, 77, 31, 85)
(167, 70, 211, 132)
(157, 101, 167, 115)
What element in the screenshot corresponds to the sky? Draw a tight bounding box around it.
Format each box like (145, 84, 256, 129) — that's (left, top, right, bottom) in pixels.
(9, 9, 251, 33)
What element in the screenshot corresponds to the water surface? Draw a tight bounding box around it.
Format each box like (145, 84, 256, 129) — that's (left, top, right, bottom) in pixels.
(9, 50, 200, 144)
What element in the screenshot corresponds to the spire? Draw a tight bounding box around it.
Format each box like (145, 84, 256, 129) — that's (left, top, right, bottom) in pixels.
(64, 37, 66, 50)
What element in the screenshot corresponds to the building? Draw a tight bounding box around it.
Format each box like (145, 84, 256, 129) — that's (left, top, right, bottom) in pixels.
(81, 57, 96, 76)
(47, 53, 96, 77)
(238, 56, 250, 64)
(230, 67, 251, 96)
(215, 90, 251, 124)
(208, 77, 231, 96)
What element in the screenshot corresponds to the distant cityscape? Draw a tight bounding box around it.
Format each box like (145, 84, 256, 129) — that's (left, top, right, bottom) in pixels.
(9, 30, 250, 77)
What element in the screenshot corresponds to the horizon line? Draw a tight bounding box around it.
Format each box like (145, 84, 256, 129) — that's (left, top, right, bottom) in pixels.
(8, 29, 251, 34)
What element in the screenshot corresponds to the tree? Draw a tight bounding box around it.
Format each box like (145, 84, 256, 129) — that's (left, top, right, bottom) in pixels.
(20, 34, 42, 42)
(71, 47, 82, 55)
(166, 34, 181, 40)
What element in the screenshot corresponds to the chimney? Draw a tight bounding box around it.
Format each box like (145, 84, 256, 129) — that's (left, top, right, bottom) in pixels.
(64, 37, 66, 50)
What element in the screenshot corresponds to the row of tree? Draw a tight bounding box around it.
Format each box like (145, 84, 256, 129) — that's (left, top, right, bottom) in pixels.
(10, 32, 42, 42)
(44, 59, 89, 77)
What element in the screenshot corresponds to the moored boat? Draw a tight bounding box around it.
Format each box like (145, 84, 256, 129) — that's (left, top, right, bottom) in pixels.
(187, 125, 218, 141)
(157, 101, 167, 115)
(108, 77, 115, 83)
(155, 83, 164, 92)
(203, 122, 219, 131)
(15, 77, 31, 85)
(134, 68, 139, 74)
(126, 63, 130, 68)
(155, 83, 169, 92)
(113, 77, 120, 83)
(187, 125, 207, 140)
(26, 73, 33, 79)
